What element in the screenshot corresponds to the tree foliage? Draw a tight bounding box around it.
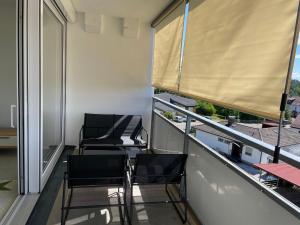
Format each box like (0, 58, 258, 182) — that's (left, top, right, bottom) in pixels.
(195, 101, 216, 116)
(289, 79, 300, 96)
(214, 105, 239, 118)
(285, 108, 292, 121)
(239, 112, 263, 121)
(154, 88, 163, 94)
(163, 111, 173, 120)
(214, 105, 263, 121)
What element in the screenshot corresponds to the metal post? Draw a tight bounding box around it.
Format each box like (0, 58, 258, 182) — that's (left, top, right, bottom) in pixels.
(183, 115, 191, 154)
(149, 98, 156, 150)
(273, 1, 300, 163)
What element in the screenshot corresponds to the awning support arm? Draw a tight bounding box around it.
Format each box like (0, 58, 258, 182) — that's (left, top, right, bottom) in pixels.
(273, 1, 300, 163)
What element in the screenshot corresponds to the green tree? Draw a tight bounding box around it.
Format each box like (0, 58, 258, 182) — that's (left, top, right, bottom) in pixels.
(154, 88, 163, 94)
(214, 105, 239, 118)
(285, 109, 292, 122)
(289, 79, 300, 96)
(239, 112, 263, 121)
(195, 101, 216, 116)
(163, 111, 173, 120)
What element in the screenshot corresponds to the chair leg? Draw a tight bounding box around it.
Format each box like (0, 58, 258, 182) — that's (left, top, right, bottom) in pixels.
(61, 174, 73, 225)
(65, 188, 73, 222)
(61, 175, 67, 225)
(165, 183, 187, 224)
(129, 182, 134, 222)
(183, 175, 187, 223)
(117, 190, 124, 225)
(123, 178, 132, 225)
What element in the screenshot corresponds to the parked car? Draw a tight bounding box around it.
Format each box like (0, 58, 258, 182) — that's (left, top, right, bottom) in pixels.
(174, 116, 187, 123)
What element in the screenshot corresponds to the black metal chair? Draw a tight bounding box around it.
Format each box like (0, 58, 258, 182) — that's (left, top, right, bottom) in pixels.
(129, 153, 188, 223)
(61, 154, 130, 225)
(79, 114, 148, 154)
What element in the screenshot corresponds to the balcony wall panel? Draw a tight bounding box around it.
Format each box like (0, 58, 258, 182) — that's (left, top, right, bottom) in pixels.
(152, 113, 184, 153)
(186, 138, 299, 225)
(152, 114, 300, 225)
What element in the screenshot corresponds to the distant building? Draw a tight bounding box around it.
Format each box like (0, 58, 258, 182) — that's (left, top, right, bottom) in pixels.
(155, 93, 197, 117)
(287, 96, 300, 117)
(291, 115, 300, 129)
(194, 122, 300, 165)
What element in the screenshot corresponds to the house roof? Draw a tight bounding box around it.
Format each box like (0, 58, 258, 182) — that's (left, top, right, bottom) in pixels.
(254, 163, 300, 187)
(155, 93, 197, 108)
(194, 123, 261, 143)
(194, 122, 300, 157)
(291, 115, 300, 129)
(288, 96, 300, 106)
(155, 102, 176, 113)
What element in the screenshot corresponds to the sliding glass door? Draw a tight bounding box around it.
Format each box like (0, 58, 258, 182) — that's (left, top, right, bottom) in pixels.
(0, 0, 22, 220)
(41, 0, 65, 179)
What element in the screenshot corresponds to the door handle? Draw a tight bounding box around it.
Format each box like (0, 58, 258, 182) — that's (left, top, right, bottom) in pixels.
(10, 105, 16, 128)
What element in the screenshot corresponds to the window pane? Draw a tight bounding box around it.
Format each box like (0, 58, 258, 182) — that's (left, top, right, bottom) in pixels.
(43, 5, 63, 169)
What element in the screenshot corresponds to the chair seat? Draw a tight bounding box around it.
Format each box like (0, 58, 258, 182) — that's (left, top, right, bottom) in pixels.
(121, 136, 147, 146)
(81, 138, 123, 146)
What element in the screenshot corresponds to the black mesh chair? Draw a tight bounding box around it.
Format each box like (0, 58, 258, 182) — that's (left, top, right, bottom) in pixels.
(79, 113, 121, 153)
(61, 154, 130, 225)
(79, 114, 148, 154)
(114, 115, 148, 148)
(129, 153, 188, 223)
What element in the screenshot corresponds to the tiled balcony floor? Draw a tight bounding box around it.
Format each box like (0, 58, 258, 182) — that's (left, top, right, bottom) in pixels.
(47, 185, 186, 225)
(26, 148, 189, 225)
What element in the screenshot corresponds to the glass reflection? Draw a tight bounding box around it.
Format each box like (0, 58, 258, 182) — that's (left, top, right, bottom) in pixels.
(43, 4, 63, 169)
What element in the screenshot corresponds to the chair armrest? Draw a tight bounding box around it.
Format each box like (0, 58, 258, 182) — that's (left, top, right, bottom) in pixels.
(127, 158, 135, 178)
(79, 126, 84, 147)
(141, 127, 148, 144)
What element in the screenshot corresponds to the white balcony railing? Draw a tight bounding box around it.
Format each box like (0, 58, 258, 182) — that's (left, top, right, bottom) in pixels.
(150, 97, 300, 225)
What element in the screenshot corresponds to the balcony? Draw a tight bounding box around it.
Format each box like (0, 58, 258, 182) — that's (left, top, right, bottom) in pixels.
(1, 0, 300, 224)
(26, 98, 300, 225)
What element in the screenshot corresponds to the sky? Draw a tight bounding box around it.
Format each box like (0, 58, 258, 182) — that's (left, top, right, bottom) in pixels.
(292, 38, 300, 81)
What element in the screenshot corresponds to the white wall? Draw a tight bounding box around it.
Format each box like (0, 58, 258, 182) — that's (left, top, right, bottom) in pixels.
(196, 130, 230, 155)
(196, 130, 272, 165)
(0, 1, 17, 128)
(65, 13, 153, 145)
(241, 146, 263, 164)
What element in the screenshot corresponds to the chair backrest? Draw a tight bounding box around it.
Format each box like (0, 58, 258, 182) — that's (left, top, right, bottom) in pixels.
(67, 154, 126, 187)
(133, 154, 188, 184)
(83, 113, 114, 139)
(130, 119, 142, 140)
(113, 115, 142, 138)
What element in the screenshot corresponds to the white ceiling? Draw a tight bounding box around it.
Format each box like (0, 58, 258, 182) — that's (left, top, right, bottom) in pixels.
(71, 0, 172, 22)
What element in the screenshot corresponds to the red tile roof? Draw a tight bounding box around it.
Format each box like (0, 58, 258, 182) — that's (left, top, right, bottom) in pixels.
(254, 163, 300, 187)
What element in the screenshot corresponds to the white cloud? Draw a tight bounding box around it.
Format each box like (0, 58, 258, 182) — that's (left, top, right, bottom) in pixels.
(292, 72, 300, 81)
(295, 55, 300, 59)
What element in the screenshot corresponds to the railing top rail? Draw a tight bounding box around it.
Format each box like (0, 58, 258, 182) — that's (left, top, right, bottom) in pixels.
(153, 97, 300, 169)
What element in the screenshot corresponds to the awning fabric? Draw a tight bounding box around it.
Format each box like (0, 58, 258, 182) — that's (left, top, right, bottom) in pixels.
(178, 0, 299, 120)
(152, 2, 185, 92)
(254, 163, 300, 187)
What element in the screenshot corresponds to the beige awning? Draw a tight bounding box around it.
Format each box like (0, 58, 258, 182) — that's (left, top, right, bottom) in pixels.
(179, 0, 299, 120)
(152, 2, 185, 92)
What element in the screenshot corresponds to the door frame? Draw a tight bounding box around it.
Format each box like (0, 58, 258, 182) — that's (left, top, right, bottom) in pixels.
(40, 0, 67, 189)
(24, 0, 66, 193)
